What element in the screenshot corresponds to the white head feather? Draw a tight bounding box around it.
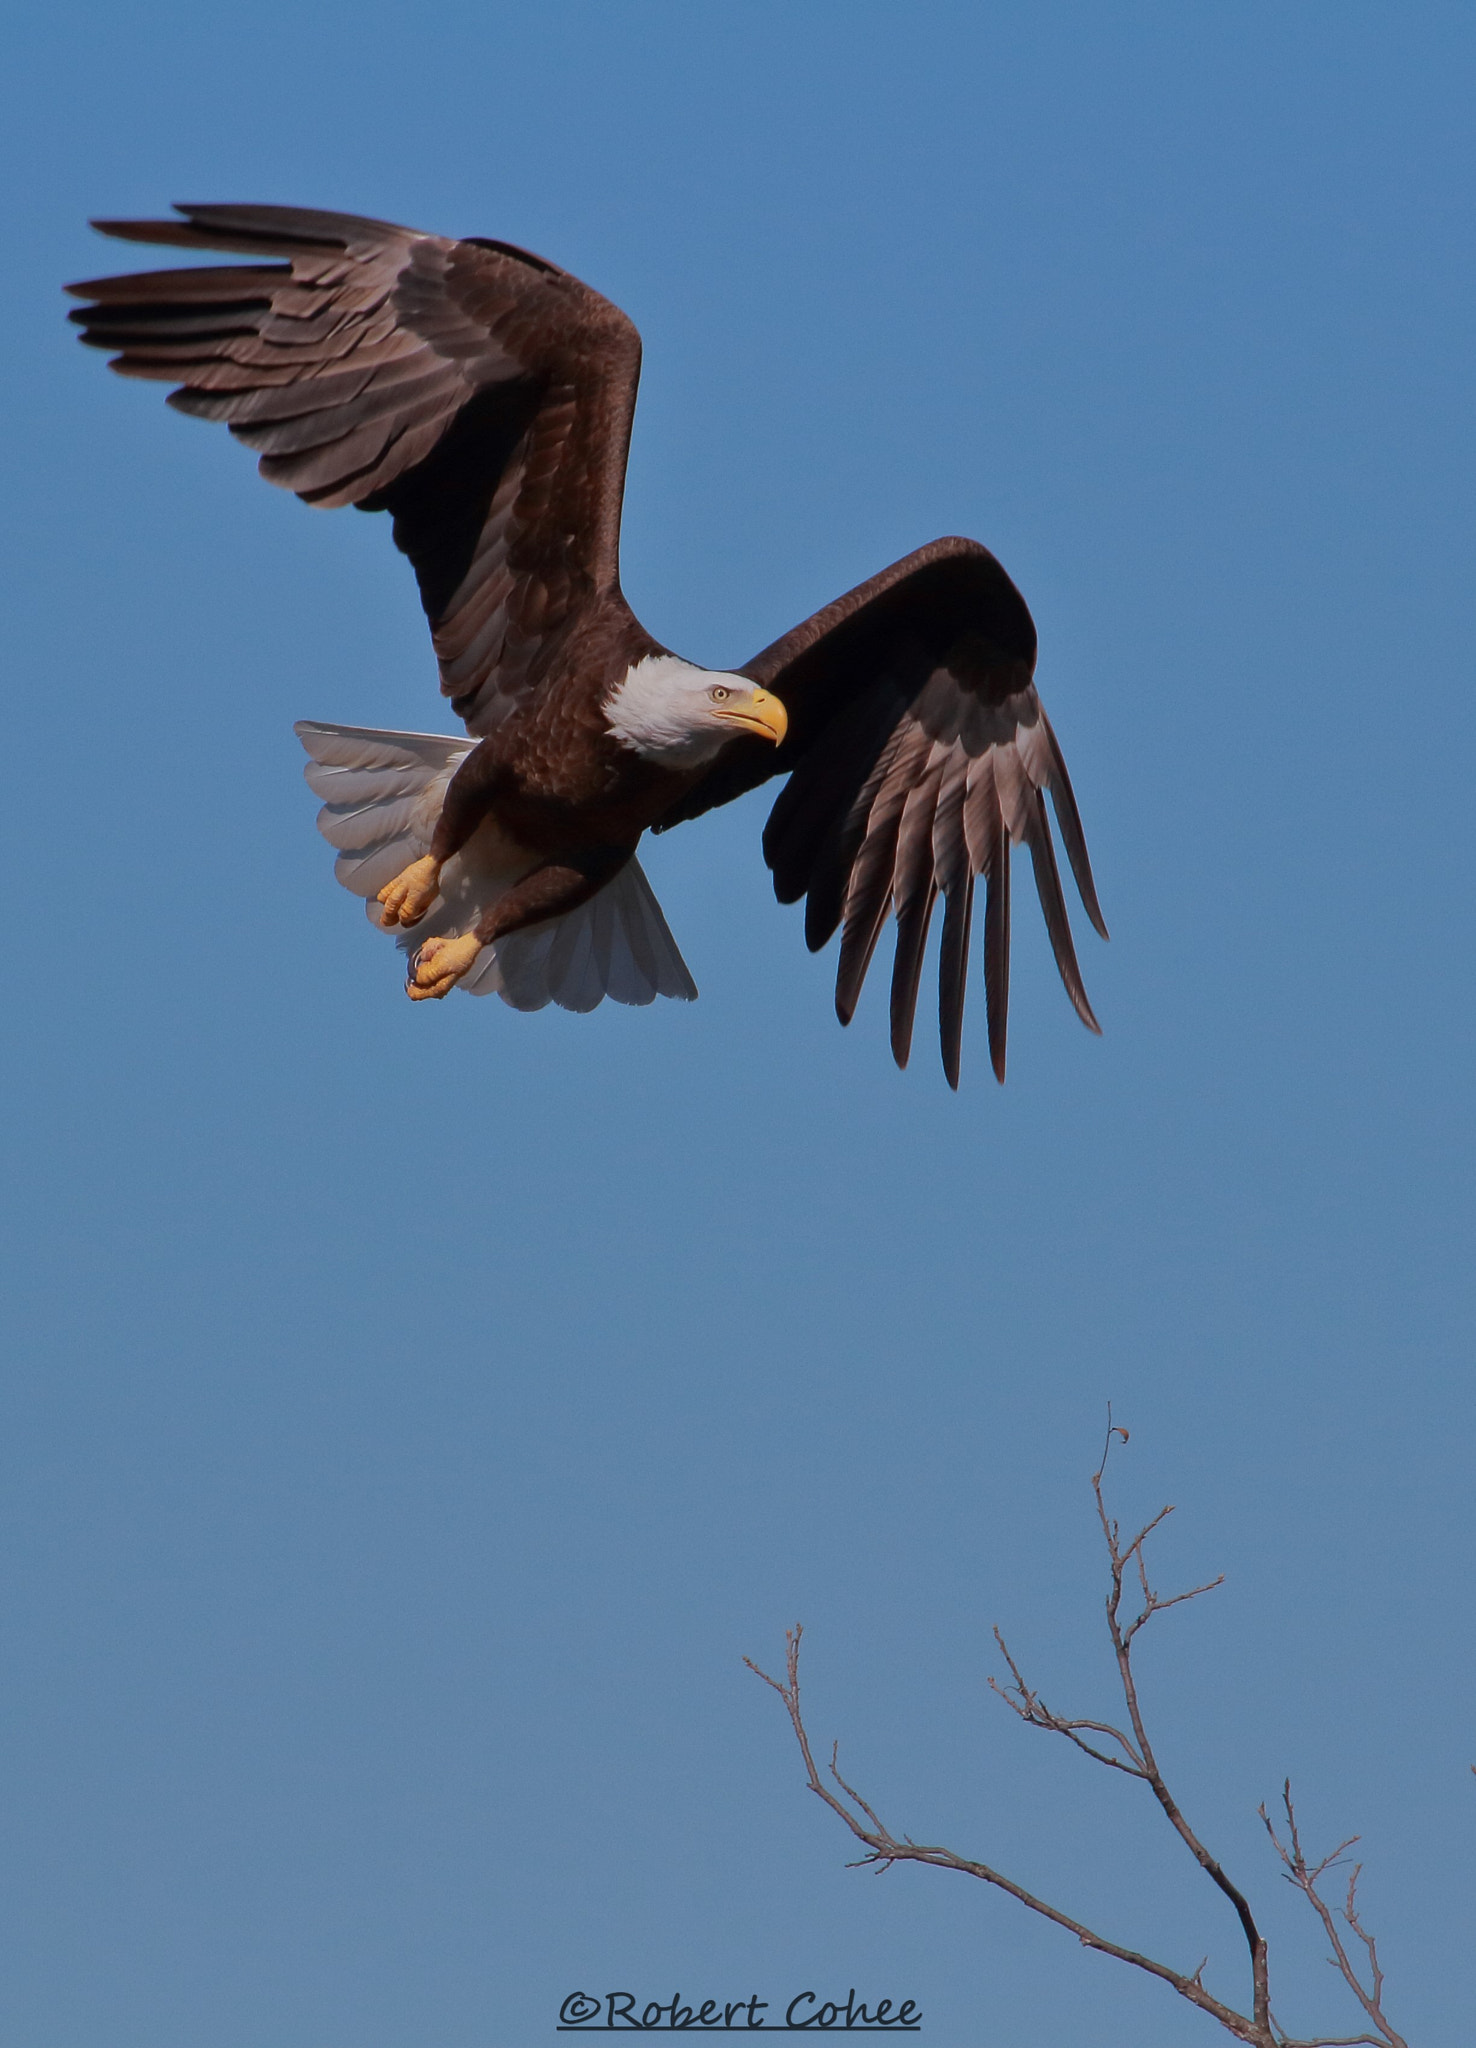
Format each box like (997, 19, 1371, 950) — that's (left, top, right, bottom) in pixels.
(604, 656, 781, 767)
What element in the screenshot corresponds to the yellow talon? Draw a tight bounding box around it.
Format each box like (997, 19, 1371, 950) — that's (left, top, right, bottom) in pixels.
(407, 930, 483, 1001)
(377, 854, 442, 929)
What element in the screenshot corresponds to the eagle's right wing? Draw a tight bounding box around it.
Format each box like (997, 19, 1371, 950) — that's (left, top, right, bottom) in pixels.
(68, 204, 643, 736)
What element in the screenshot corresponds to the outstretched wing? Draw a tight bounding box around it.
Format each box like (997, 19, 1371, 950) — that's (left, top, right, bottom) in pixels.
(657, 537, 1106, 1088)
(68, 203, 642, 735)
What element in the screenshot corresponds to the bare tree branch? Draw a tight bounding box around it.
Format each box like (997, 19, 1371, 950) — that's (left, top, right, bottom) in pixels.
(1261, 1785, 1409, 2048)
(748, 1420, 1408, 2048)
(1082, 1422, 1265, 2019)
(746, 1625, 1270, 2043)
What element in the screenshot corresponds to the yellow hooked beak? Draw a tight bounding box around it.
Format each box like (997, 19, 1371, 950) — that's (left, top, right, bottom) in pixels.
(715, 686, 788, 745)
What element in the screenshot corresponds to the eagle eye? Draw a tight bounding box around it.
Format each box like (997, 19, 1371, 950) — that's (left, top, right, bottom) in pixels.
(708, 685, 731, 703)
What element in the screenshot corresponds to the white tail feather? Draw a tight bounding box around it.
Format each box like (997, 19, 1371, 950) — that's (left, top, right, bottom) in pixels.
(294, 720, 697, 1011)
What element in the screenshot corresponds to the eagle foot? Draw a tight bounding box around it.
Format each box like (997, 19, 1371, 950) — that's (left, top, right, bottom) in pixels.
(377, 855, 443, 929)
(407, 931, 483, 1001)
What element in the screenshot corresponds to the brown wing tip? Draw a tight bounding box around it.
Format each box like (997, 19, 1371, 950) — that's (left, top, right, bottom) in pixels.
(1072, 860, 1110, 945)
(1068, 976, 1103, 1036)
(87, 216, 182, 242)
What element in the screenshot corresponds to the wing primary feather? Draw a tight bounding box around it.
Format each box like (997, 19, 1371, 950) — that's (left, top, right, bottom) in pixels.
(887, 761, 946, 1069)
(832, 727, 930, 1023)
(835, 881, 894, 1026)
(889, 880, 938, 1070)
(804, 806, 873, 952)
(1022, 789, 1100, 1033)
(86, 209, 380, 257)
(931, 756, 972, 1089)
(835, 823, 901, 1023)
(85, 217, 284, 253)
(803, 717, 915, 953)
(937, 876, 973, 1090)
(1042, 712, 1108, 939)
(983, 819, 1011, 1085)
(67, 263, 287, 303)
(762, 676, 902, 903)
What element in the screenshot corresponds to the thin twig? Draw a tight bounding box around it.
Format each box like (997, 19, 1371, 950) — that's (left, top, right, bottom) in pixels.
(988, 1626, 1147, 1774)
(1085, 1427, 1263, 2023)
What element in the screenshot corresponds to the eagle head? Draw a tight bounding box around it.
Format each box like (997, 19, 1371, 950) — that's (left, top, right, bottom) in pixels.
(604, 655, 788, 767)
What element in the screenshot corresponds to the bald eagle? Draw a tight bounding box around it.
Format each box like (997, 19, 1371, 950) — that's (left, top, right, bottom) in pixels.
(69, 203, 1106, 1086)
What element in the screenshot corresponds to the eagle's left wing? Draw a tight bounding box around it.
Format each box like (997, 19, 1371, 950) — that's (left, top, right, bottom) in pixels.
(656, 537, 1107, 1088)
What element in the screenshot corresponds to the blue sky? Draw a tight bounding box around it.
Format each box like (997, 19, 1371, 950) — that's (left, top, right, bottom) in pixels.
(2, 4, 1473, 2044)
